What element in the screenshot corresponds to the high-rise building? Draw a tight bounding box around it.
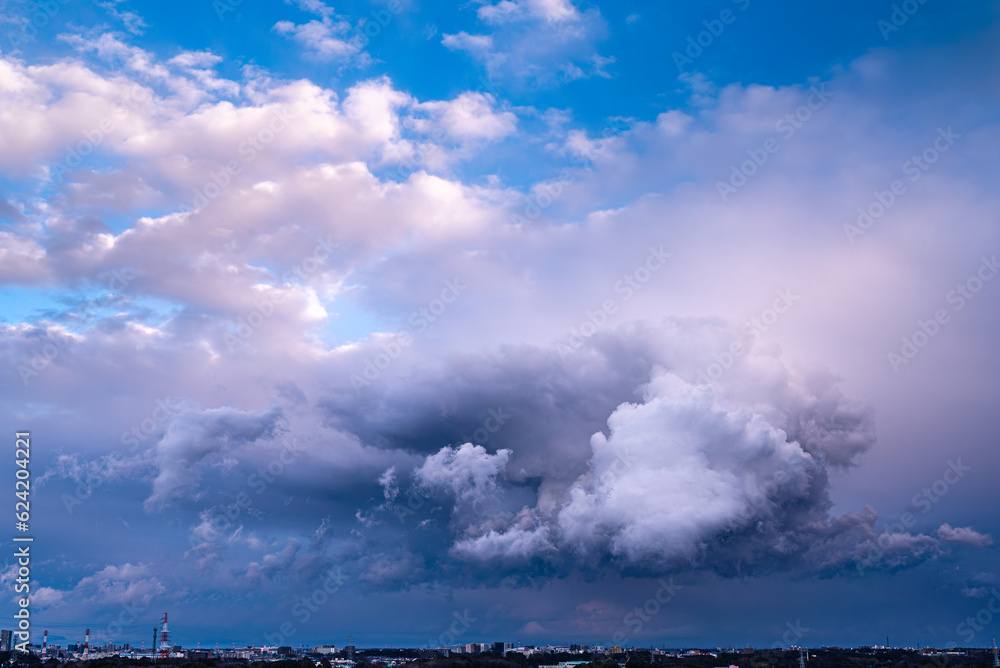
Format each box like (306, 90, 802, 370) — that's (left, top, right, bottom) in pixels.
(1, 630, 12, 651)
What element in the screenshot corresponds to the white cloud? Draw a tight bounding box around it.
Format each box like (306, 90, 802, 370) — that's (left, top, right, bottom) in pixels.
(273, 0, 369, 64)
(478, 0, 580, 24)
(557, 373, 815, 565)
(273, 17, 366, 63)
(938, 523, 993, 547)
(441, 31, 494, 57)
(410, 92, 518, 142)
(445, 0, 610, 87)
(415, 442, 511, 509)
(146, 406, 284, 509)
(74, 563, 165, 607)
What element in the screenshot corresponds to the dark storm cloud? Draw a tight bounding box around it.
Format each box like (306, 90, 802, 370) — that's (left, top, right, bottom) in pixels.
(338, 319, 990, 584)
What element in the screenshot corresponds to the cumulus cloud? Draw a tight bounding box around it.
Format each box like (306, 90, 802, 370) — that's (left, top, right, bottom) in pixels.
(346, 318, 994, 580)
(273, 18, 366, 63)
(556, 373, 816, 567)
(146, 405, 285, 509)
(937, 523, 993, 547)
(410, 92, 518, 143)
(273, 0, 368, 64)
(415, 442, 511, 509)
(444, 0, 610, 86)
(74, 563, 166, 607)
(2, 15, 998, 635)
(477, 0, 580, 24)
(245, 538, 302, 582)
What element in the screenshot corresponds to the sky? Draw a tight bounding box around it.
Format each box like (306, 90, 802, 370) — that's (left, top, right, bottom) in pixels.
(1, 0, 1000, 653)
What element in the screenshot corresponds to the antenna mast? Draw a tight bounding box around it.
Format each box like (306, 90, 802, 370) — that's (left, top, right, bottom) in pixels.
(158, 613, 170, 658)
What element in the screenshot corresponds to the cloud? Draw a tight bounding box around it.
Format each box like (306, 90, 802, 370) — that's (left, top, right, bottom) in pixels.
(441, 32, 493, 57)
(245, 538, 302, 582)
(477, 0, 581, 24)
(444, 0, 610, 87)
(343, 319, 964, 578)
(344, 308, 998, 582)
(273, 0, 368, 64)
(415, 442, 511, 509)
(74, 563, 165, 607)
(409, 92, 518, 142)
(146, 405, 285, 509)
(555, 373, 817, 567)
(273, 18, 366, 63)
(96, 0, 147, 35)
(937, 523, 993, 547)
(2, 17, 999, 638)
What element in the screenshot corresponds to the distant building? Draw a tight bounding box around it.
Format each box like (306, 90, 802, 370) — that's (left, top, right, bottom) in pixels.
(278, 646, 295, 656)
(609, 646, 624, 655)
(1, 630, 11, 651)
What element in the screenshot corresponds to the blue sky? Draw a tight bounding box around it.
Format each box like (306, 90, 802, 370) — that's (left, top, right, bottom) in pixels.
(2, 0, 1000, 653)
